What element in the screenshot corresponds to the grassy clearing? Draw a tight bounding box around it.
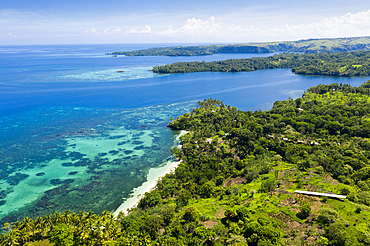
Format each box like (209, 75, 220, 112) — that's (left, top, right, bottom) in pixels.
(182, 158, 370, 245)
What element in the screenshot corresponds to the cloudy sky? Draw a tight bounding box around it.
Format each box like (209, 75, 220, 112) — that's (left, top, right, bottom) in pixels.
(1, 0, 370, 45)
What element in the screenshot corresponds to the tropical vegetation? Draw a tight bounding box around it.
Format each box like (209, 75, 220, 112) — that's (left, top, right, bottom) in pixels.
(151, 50, 370, 77)
(2, 81, 370, 245)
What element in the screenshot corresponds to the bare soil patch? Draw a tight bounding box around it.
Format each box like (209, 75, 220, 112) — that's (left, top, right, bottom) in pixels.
(214, 208, 226, 219)
(201, 220, 219, 229)
(223, 177, 246, 187)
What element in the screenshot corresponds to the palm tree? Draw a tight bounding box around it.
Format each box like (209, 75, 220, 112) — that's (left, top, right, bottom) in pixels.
(34, 216, 46, 238)
(1, 229, 20, 246)
(101, 210, 113, 220)
(63, 210, 71, 224)
(19, 227, 30, 244)
(52, 211, 63, 226)
(70, 212, 79, 225)
(43, 214, 53, 232)
(86, 211, 96, 221)
(20, 217, 34, 243)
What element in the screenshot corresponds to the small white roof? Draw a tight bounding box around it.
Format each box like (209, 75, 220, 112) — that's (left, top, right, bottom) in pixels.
(294, 190, 346, 199)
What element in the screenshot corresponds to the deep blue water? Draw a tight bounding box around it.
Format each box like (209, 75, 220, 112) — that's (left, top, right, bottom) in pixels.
(1, 43, 370, 222)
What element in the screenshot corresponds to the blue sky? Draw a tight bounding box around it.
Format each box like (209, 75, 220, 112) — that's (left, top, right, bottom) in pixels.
(1, 0, 370, 45)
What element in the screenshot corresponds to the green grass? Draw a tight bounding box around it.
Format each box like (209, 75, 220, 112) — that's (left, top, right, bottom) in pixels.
(170, 156, 370, 245)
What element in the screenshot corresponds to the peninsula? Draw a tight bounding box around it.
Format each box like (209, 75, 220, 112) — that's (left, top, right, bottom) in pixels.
(108, 36, 370, 56)
(151, 50, 370, 77)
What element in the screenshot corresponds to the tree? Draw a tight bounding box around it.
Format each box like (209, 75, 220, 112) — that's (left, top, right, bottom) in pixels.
(6, 230, 22, 245)
(318, 208, 338, 224)
(259, 178, 276, 193)
(199, 181, 216, 198)
(226, 234, 248, 245)
(243, 220, 283, 246)
(138, 190, 162, 209)
(183, 207, 202, 223)
(325, 223, 348, 246)
(21, 217, 34, 243)
(49, 223, 74, 246)
(176, 189, 192, 207)
(297, 204, 311, 219)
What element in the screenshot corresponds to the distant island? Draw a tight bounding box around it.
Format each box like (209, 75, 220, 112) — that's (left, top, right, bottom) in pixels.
(151, 50, 370, 77)
(108, 36, 370, 56)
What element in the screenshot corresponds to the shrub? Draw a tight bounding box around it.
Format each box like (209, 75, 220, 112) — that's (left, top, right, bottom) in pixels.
(200, 181, 216, 198)
(316, 236, 329, 246)
(138, 190, 162, 209)
(257, 217, 270, 226)
(348, 191, 370, 206)
(192, 226, 208, 239)
(183, 206, 202, 223)
(325, 222, 348, 246)
(358, 181, 370, 191)
(357, 231, 370, 245)
(259, 178, 276, 193)
(49, 223, 74, 246)
(225, 208, 238, 222)
(215, 175, 225, 186)
(318, 208, 338, 224)
(236, 206, 250, 221)
(243, 220, 283, 245)
(176, 189, 192, 207)
(297, 204, 311, 219)
(340, 187, 350, 195)
(170, 225, 186, 238)
(226, 235, 247, 245)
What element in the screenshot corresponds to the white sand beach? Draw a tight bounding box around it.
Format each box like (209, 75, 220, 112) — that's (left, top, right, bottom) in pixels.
(113, 130, 187, 216)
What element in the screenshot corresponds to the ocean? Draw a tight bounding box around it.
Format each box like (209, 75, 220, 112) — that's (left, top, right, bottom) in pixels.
(0, 43, 369, 223)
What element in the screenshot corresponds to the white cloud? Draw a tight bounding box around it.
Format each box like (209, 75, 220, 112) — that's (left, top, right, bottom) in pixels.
(126, 17, 221, 37)
(174, 16, 221, 35)
(84, 28, 122, 36)
(220, 10, 370, 40)
(3, 8, 369, 44)
(120, 10, 370, 41)
(257, 10, 370, 39)
(84, 28, 99, 35)
(103, 28, 121, 34)
(90, 28, 98, 34)
(127, 25, 152, 34)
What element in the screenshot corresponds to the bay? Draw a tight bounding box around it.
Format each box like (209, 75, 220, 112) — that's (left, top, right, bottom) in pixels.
(0, 43, 369, 223)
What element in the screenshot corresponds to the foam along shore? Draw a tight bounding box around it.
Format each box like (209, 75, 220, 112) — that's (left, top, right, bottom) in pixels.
(113, 130, 188, 216)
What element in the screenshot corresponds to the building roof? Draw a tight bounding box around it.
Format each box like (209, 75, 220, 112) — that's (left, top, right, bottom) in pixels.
(294, 190, 347, 199)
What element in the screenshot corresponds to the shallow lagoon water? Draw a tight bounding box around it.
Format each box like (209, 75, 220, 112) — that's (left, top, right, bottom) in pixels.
(0, 102, 196, 222)
(1, 44, 370, 223)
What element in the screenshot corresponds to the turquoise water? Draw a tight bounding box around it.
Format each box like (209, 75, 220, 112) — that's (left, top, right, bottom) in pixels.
(0, 102, 194, 222)
(1, 44, 370, 223)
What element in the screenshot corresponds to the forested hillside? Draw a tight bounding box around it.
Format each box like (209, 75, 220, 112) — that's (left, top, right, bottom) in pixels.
(2, 82, 370, 245)
(108, 37, 370, 56)
(152, 51, 370, 77)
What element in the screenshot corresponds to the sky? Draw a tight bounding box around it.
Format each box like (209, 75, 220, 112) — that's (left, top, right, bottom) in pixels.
(1, 0, 370, 45)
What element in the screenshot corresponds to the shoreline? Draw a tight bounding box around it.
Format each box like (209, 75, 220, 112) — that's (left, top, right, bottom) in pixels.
(113, 130, 187, 216)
